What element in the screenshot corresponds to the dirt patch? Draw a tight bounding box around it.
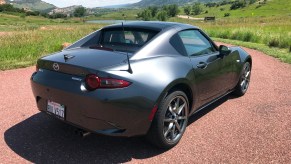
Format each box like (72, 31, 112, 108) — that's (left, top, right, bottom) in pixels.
(0, 32, 12, 36)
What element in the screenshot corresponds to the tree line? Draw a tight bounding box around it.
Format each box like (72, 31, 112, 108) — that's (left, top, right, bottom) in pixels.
(0, 4, 87, 19)
(0, 4, 41, 17)
(137, 4, 179, 21)
(183, 0, 262, 17)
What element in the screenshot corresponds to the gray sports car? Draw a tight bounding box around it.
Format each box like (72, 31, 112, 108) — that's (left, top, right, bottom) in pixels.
(31, 21, 252, 149)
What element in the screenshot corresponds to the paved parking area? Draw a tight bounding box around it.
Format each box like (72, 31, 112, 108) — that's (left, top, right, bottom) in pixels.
(0, 45, 290, 163)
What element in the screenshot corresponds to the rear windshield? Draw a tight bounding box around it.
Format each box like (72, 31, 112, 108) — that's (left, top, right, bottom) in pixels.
(97, 28, 158, 53)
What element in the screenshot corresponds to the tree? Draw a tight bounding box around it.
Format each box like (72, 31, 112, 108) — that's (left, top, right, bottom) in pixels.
(137, 8, 152, 21)
(192, 3, 203, 15)
(249, 0, 257, 5)
(230, 1, 246, 10)
(157, 10, 168, 21)
(166, 4, 179, 17)
(183, 5, 191, 16)
(74, 7, 86, 17)
(149, 6, 158, 17)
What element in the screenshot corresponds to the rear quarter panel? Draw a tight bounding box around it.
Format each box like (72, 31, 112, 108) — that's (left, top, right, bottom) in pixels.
(104, 55, 195, 110)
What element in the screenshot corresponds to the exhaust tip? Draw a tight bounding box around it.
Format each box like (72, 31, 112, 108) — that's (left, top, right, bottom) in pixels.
(75, 129, 91, 137)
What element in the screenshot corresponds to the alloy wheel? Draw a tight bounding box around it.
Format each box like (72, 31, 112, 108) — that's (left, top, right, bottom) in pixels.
(163, 96, 188, 142)
(240, 63, 251, 92)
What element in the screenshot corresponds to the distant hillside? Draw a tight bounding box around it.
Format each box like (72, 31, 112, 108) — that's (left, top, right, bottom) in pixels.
(102, 3, 132, 9)
(48, 5, 82, 16)
(133, 0, 219, 7)
(5, 0, 56, 11)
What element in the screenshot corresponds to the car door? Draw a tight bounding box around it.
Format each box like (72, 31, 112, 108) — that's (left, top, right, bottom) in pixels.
(177, 30, 234, 106)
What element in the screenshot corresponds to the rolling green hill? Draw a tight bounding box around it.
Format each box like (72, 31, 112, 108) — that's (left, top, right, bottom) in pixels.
(133, 0, 218, 7)
(5, 0, 55, 11)
(192, 0, 291, 18)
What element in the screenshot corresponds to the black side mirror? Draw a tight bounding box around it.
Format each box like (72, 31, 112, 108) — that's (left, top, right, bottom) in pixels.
(218, 45, 231, 58)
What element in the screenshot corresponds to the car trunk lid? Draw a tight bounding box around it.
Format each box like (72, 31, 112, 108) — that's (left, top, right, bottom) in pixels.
(37, 48, 129, 76)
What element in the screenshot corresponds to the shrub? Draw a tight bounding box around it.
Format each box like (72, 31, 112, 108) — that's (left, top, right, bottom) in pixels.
(183, 6, 191, 16)
(230, 1, 246, 10)
(224, 13, 230, 17)
(157, 10, 168, 21)
(256, 5, 262, 9)
(242, 31, 254, 42)
(268, 37, 280, 47)
(192, 2, 203, 15)
(217, 30, 231, 39)
(278, 37, 290, 48)
(249, 0, 257, 5)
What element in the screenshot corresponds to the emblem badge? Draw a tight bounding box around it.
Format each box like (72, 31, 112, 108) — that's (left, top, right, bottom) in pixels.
(53, 63, 59, 71)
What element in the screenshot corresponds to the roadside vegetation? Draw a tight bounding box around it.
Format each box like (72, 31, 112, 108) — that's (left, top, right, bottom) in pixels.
(137, 5, 179, 21)
(0, 0, 290, 70)
(0, 14, 102, 70)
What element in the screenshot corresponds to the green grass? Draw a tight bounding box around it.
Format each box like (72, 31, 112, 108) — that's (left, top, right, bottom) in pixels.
(89, 9, 140, 20)
(0, 24, 103, 70)
(180, 0, 291, 18)
(212, 38, 291, 64)
(0, 0, 291, 70)
(0, 13, 83, 31)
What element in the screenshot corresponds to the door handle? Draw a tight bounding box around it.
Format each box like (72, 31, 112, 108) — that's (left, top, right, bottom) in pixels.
(197, 62, 207, 69)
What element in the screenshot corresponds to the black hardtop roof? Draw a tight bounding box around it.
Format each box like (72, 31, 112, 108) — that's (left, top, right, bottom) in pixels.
(102, 21, 199, 31)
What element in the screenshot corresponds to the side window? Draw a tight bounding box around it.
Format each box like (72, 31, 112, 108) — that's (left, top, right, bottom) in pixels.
(178, 30, 216, 56)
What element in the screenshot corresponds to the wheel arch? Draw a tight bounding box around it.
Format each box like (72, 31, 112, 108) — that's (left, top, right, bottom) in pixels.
(245, 56, 252, 68)
(156, 79, 196, 115)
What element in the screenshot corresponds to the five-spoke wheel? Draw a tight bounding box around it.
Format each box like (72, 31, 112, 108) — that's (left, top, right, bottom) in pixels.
(234, 62, 251, 96)
(146, 90, 189, 149)
(163, 96, 188, 142)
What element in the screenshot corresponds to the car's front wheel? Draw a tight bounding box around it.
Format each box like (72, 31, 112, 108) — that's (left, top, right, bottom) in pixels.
(146, 90, 189, 149)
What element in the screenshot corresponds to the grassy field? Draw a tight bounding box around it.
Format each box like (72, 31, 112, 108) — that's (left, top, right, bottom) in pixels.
(187, 0, 291, 18)
(0, 0, 290, 70)
(0, 14, 103, 70)
(169, 15, 291, 49)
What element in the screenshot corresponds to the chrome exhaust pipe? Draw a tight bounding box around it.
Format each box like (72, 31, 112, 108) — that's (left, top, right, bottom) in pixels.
(75, 129, 91, 137)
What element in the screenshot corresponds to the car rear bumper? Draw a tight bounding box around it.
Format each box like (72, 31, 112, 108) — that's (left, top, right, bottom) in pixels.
(30, 70, 154, 137)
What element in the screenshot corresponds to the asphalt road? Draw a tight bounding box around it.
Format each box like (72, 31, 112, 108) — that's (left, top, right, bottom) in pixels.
(0, 45, 290, 163)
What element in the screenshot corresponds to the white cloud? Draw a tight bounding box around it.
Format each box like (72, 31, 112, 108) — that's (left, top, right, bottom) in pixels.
(42, 0, 141, 8)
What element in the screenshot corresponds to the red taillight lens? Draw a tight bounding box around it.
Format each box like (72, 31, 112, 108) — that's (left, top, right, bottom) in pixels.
(85, 74, 131, 91)
(85, 74, 100, 91)
(36, 64, 39, 71)
(100, 78, 131, 88)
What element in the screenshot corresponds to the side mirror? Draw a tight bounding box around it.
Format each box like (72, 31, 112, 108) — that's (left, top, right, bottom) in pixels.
(218, 45, 231, 58)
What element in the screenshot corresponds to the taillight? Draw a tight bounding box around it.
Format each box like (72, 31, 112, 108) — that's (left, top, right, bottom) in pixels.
(85, 74, 100, 91)
(85, 74, 131, 91)
(100, 78, 131, 88)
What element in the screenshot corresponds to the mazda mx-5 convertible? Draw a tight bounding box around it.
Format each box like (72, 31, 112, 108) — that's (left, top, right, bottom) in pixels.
(31, 21, 252, 149)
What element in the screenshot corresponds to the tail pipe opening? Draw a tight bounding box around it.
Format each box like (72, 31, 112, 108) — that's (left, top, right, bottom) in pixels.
(75, 129, 91, 137)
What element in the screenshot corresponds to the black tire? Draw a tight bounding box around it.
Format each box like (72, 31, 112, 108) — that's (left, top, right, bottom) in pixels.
(146, 90, 189, 149)
(233, 62, 251, 96)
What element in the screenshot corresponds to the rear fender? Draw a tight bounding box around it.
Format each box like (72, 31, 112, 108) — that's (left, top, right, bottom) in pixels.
(155, 78, 197, 115)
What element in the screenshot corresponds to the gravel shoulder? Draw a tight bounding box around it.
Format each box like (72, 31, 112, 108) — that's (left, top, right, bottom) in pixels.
(0, 44, 290, 163)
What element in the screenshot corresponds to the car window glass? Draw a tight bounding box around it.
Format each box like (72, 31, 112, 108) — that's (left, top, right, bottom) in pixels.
(99, 29, 158, 53)
(178, 30, 216, 56)
(170, 34, 187, 56)
(103, 30, 156, 46)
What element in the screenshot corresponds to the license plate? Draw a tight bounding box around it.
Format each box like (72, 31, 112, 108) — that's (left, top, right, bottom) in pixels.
(47, 100, 65, 119)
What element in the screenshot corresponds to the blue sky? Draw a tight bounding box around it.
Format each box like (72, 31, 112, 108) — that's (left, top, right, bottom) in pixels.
(41, 0, 141, 8)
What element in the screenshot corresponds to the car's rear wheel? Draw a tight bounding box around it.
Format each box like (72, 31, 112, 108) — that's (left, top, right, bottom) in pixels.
(233, 62, 251, 96)
(146, 90, 189, 149)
